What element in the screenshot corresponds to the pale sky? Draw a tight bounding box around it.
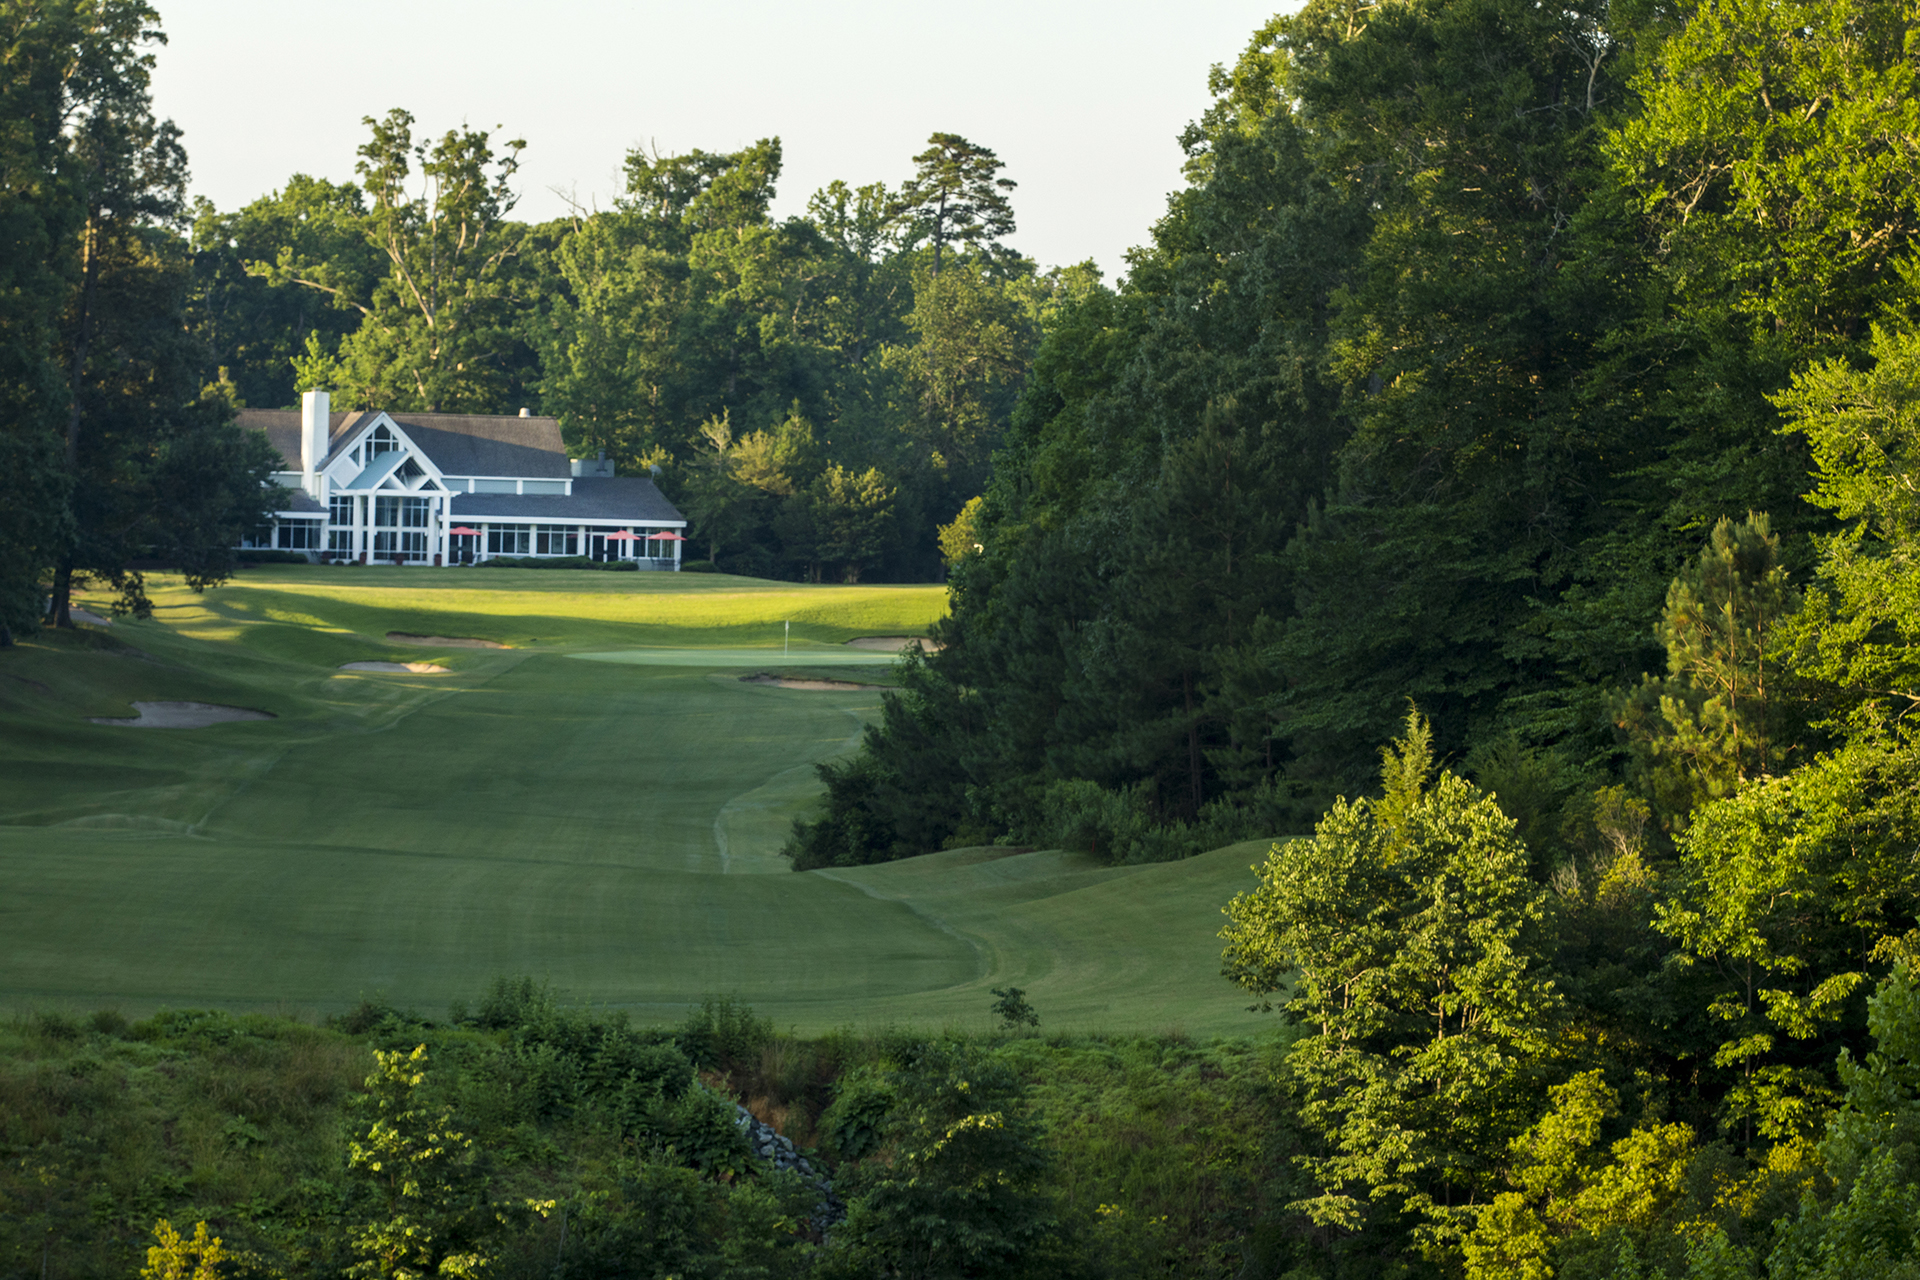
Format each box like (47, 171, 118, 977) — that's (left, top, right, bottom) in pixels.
(148, 0, 1290, 281)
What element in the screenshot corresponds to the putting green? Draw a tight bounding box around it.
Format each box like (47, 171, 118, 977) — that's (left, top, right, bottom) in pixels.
(0, 567, 1275, 1035)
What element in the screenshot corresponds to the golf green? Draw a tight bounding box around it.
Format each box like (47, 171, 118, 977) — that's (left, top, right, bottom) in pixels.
(0, 567, 1276, 1035)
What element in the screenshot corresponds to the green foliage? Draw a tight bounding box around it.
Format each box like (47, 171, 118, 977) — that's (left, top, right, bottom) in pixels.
(471, 556, 636, 572)
(826, 1042, 1066, 1280)
(1768, 965, 1920, 1278)
(1775, 322, 1920, 728)
(990, 987, 1039, 1031)
(889, 133, 1018, 277)
(346, 1045, 497, 1280)
(675, 997, 774, 1078)
(1614, 514, 1803, 832)
(1222, 711, 1561, 1247)
(936, 496, 983, 569)
(142, 1220, 228, 1280)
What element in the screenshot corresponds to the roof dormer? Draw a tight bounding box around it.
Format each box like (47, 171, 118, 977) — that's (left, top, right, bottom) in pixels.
(324, 413, 450, 493)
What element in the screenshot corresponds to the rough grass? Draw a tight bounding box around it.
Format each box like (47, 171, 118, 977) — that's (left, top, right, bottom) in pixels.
(0, 569, 1275, 1037)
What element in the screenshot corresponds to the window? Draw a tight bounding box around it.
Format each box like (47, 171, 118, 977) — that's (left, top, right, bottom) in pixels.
(374, 496, 400, 528)
(536, 524, 577, 556)
(329, 527, 357, 554)
(240, 525, 272, 549)
(276, 520, 322, 550)
(487, 524, 530, 555)
(402, 497, 431, 528)
(350, 424, 401, 467)
(329, 495, 355, 527)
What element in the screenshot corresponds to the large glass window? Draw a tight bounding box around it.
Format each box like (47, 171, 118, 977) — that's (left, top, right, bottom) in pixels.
(276, 520, 322, 550)
(536, 524, 577, 556)
(366, 497, 430, 560)
(487, 524, 530, 555)
(329, 495, 355, 526)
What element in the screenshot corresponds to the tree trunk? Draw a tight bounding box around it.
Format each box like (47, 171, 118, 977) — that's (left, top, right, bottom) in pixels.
(53, 207, 101, 630)
(50, 560, 75, 630)
(1185, 671, 1204, 818)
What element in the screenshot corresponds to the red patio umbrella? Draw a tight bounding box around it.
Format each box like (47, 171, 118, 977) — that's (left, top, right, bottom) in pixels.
(647, 531, 688, 541)
(603, 530, 640, 540)
(448, 526, 482, 536)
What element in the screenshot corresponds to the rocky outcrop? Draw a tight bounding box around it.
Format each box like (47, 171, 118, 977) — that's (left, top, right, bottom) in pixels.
(734, 1104, 845, 1230)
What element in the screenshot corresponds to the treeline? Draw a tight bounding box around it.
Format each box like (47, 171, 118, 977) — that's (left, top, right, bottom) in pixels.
(1, 1, 1071, 635)
(789, 0, 1920, 864)
(781, 0, 1920, 1273)
(0, 0, 285, 638)
(190, 117, 1070, 583)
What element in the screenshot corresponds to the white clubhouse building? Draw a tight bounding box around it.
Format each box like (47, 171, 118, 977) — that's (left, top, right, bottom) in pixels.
(239, 391, 687, 568)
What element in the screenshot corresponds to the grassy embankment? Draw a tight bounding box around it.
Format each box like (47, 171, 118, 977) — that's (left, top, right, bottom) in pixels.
(0, 566, 1276, 1036)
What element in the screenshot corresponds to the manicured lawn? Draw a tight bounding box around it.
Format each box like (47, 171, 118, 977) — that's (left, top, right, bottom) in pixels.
(0, 568, 1274, 1036)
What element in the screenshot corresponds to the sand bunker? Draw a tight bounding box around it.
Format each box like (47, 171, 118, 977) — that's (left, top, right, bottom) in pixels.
(844, 636, 941, 653)
(386, 632, 506, 648)
(739, 673, 882, 692)
(89, 701, 275, 728)
(339, 661, 450, 673)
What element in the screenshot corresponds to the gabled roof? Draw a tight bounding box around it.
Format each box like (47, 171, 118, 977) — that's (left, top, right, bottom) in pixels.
(450, 477, 685, 524)
(341, 449, 410, 491)
(239, 408, 570, 479)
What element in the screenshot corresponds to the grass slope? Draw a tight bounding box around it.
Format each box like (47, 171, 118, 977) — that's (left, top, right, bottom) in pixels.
(0, 567, 1275, 1036)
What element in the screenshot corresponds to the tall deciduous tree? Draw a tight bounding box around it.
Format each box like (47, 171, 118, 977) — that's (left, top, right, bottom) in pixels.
(347, 1045, 496, 1280)
(191, 175, 379, 409)
(263, 109, 527, 411)
(9, 0, 282, 630)
(1221, 712, 1562, 1249)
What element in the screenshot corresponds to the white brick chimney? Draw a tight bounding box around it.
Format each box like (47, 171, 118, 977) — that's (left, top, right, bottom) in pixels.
(301, 389, 330, 494)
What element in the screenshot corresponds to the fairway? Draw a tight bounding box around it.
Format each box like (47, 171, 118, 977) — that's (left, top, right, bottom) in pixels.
(0, 567, 1273, 1036)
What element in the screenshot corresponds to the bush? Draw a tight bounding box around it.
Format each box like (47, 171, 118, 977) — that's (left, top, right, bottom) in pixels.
(237, 548, 310, 564)
(474, 556, 637, 572)
(680, 560, 717, 573)
(1037, 777, 1301, 866)
(676, 997, 773, 1078)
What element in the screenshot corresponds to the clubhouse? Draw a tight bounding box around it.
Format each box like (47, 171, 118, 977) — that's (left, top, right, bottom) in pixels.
(238, 391, 688, 568)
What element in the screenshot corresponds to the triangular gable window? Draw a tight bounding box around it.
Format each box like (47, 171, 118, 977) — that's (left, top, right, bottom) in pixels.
(349, 423, 402, 468)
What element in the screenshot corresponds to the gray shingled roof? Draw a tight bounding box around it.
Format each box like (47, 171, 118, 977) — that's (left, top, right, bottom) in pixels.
(240, 409, 368, 470)
(392, 415, 570, 479)
(450, 477, 684, 524)
(272, 491, 327, 515)
(238, 408, 570, 478)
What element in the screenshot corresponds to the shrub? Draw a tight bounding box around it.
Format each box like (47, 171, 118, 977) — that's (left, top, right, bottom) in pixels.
(680, 560, 717, 573)
(237, 549, 310, 564)
(474, 556, 637, 572)
(676, 997, 773, 1078)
